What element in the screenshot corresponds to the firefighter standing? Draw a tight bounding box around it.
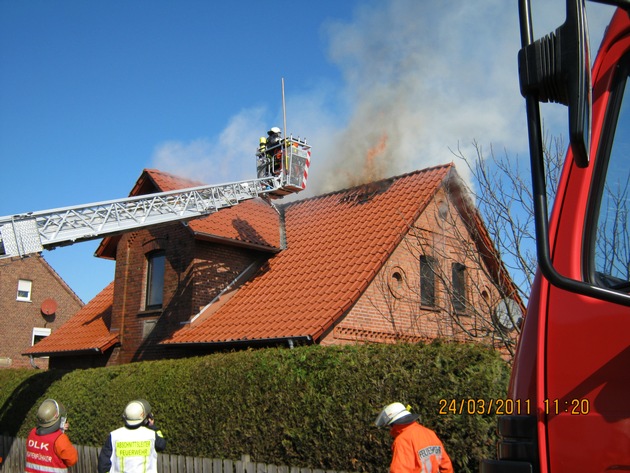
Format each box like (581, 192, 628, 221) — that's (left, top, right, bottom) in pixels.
(375, 402, 454, 473)
(266, 127, 283, 174)
(257, 136, 268, 177)
(25, 399, 78, 473)
(97, 399, 166, 473)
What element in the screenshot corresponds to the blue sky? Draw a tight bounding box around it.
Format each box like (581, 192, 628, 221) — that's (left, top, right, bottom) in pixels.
(0, 0, 616, 303)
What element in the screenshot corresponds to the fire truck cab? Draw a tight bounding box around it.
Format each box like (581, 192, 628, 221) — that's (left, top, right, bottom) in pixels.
(482, 1, 630, 472)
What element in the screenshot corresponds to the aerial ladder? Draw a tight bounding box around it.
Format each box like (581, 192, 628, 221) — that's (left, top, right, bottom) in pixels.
(0, 136, 311, 258)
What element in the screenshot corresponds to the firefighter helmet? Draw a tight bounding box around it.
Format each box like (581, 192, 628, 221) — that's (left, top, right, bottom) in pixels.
(37, 399, 66, 429)
(123, 399, 152, 427)
(375, 402, 419, 427)
(268, 127, 281, 135)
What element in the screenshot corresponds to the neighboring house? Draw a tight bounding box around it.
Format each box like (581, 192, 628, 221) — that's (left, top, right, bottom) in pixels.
(25, 163, 521, 369)
(0, 254, 83, 369)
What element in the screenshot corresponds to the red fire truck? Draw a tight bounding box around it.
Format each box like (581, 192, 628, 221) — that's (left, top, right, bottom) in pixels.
(482, 0, 630, 472)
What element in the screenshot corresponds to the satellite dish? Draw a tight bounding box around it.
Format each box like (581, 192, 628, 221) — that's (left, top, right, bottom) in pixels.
(41, 298, 58, 316)
(494, 298, 521, 331)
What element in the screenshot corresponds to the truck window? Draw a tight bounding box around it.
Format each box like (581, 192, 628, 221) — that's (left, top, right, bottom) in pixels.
(592, 55, 630, 289)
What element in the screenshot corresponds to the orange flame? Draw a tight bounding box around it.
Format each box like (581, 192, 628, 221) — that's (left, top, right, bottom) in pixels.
(334, 132, 390, 191)
(364, 133, 388, 183)
(345, 133, 388, 187)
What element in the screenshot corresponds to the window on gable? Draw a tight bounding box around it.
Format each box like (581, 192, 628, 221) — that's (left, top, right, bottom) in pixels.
(452, 262, 467, 313)
(420, 256, 437, 307)
(146, 251, 165, 310)
(17, 279, 32, 302)
(32, 327, 51, 345)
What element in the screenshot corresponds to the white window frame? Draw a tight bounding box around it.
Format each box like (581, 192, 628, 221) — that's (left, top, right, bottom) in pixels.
(17, 279, 33, 302)
(32, 327, 51, 346)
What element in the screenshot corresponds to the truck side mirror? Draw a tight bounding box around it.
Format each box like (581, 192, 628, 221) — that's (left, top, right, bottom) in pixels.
(566, 0, 591, 167)
(518, 0, 591, 167)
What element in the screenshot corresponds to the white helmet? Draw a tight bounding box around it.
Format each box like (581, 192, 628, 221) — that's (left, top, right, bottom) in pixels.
(375, 402, 419, 427)
(122, 399, 151, 427)
(268, 127, 281, 135)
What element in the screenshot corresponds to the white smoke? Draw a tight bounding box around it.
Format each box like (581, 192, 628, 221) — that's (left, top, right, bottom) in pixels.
(151, 0, 615, 196)
(152, 107, 267, 185)
(310, 0, 528, 193)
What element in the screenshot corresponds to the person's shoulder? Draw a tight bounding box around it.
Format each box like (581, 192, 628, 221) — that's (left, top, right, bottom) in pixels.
(56, 432, 74, 445)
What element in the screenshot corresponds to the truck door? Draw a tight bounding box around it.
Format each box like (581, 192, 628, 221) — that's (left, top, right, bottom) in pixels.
(542, 8, 630, 471)
(482, 6, 630, 473)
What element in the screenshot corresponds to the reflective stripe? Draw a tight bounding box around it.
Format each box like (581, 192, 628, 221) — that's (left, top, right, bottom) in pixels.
(25, 461, 68, 473)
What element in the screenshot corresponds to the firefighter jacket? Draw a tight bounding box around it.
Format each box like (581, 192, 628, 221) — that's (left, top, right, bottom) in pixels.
(97, 424, 166, 473)
(25, 428, 78, 473)
(389, 422, 454, 473)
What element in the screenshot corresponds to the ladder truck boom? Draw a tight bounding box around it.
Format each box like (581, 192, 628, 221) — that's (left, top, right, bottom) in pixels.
(0, 137, 311, 258)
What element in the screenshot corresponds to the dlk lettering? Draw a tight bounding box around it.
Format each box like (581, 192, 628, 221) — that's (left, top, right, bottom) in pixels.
(27, 440, 49, 451)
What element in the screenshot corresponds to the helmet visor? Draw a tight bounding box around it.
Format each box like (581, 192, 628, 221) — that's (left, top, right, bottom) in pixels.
(375, 402, 414, 427)
(375, 409, 392, 427)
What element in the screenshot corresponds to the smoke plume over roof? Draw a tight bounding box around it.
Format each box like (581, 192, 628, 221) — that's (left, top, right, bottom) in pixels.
(151, 0, 613, 196)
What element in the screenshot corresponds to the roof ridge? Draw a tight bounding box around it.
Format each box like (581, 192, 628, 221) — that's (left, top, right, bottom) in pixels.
(144, 168, 207, 190)
(143, 163, 454, 203)
(281, 162, 454, 208)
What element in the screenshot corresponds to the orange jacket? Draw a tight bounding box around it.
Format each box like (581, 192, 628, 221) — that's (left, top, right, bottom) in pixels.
(54, 433, 78, 467)
(389, 422, 454, 473)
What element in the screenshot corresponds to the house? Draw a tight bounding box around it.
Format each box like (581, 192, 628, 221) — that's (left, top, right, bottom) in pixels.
(0, 254, 83, 369)
(24, 163, 521, 369)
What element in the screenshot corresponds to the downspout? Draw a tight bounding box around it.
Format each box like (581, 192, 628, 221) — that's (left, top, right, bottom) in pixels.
(29, 355, 40, 369)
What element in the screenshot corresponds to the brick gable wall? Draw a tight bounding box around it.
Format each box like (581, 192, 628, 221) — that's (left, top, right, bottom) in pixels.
(0, 255, 83, 369)
(107, 223, 266, 365)
(321, 190, 514, 351)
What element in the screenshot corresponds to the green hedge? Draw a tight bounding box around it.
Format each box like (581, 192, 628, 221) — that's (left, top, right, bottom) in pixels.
(0, 341, 509, 473)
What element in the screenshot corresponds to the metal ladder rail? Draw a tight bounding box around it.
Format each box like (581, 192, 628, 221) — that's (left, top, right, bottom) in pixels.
(0, 176, 282, 257)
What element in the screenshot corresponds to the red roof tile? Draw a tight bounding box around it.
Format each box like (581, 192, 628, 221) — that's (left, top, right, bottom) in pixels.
(143, 168, 280, 249)
(141, 168, 206, 192)
(187, 198, 280, 249)
(164, 164, 454, 346)
(24, 282, 117, 356)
